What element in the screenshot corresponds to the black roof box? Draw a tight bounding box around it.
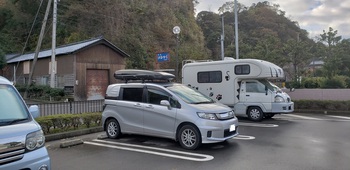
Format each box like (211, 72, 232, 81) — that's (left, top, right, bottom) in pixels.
(114, 69, 175, 82)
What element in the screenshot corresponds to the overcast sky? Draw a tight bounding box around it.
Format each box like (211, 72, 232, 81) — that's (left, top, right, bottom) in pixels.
(195, 0, 350, 39)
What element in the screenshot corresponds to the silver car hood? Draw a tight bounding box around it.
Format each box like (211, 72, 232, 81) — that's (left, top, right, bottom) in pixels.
(189, 103, 232, 113)
(0, 121, 41, 146)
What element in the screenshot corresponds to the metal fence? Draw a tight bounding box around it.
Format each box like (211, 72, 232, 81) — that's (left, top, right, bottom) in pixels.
(29, 100, 104, 116)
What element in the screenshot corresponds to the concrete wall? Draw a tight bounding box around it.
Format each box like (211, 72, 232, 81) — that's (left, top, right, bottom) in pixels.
(284, 89, 350, 101)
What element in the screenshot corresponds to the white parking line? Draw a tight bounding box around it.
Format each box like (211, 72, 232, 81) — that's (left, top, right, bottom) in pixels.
(233, 135, 255, 140)
(239, 122, 279, 128)
(282, 114, 323, 120)
(327, 115, 350, 120)
(84, 139, 214, 162)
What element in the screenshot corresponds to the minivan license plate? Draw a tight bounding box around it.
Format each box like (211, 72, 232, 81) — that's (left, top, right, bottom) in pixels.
(230, 125, 235, 132)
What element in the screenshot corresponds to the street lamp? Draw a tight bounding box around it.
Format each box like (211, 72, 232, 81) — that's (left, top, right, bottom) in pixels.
(173, 26, 180, 81)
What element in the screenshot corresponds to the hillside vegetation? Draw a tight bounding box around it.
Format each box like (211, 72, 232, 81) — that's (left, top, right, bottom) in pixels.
(0, 0, 350, 88)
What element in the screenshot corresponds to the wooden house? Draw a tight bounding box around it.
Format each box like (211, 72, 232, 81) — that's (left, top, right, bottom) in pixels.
(3, 37, 129, 101)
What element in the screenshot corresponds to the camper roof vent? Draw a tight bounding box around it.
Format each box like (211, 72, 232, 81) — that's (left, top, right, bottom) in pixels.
(182, 59, 213, 64)
(224, 57, 235, 60)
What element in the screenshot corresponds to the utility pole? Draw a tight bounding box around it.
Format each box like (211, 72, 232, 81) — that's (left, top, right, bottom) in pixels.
(221, 15, 225, 60)
(50, 0, 57, 88)
(25, 0, 52, 99)
(234, 0, 239, 59)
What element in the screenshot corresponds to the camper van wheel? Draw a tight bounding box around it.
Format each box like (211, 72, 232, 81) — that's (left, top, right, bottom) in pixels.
(265, 113, 275, 119)
(247, 107, 264, 122)
(106, 119, 122, 139)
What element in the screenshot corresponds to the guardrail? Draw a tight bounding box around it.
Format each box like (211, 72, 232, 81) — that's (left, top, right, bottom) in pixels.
(29, 100, 104, 116)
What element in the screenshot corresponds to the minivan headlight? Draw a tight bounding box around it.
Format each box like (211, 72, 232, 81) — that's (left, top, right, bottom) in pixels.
(26, 130, 45, 151)
(216, 111, 235, 119)
(197, 112, 217, 120)
(275, 96, 285, 103)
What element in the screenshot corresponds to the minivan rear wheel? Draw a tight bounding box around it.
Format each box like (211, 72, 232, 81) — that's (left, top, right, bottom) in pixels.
(106, 119, 121, 139)
(178, 125, 201, 150)
(247, 107, 264, 122)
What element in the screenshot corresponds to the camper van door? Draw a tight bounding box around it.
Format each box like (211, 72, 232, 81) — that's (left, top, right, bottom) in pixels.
(240, 80, 272, 110)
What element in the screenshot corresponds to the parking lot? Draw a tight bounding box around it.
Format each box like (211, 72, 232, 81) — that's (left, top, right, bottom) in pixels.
(46, 113, 350, 170)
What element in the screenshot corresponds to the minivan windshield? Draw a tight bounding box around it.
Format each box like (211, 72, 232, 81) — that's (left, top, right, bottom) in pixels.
(0, 84, 29, 125)
(166, 84, 214, 104)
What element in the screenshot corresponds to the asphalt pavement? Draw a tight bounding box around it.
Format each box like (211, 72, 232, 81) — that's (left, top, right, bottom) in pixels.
(46, 113, 350, 170)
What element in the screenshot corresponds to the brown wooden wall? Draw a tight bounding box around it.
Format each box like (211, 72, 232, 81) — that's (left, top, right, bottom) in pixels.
(3, 43, 127, 101)
(74, 44, 125, 100)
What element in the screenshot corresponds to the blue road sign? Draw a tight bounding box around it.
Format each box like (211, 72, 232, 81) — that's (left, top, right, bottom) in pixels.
(157, 52, 170, 62)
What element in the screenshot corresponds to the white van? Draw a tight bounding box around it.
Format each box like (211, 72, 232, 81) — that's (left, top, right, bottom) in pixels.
(0, 76, 50, 170)
(102, 70, 239, 150)
(182, 57, 294, 121)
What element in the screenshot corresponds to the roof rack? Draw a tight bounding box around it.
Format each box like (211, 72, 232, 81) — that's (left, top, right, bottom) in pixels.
(114, 69, 175, 83)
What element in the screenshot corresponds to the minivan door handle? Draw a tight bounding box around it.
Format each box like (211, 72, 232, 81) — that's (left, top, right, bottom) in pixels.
(134, 103, 142, 107)
(145, 105, 153, 109)
(246, 95, 250, 97)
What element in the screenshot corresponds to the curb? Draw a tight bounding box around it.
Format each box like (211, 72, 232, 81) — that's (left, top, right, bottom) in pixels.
(45, 127, 103, 142)
(60, 139, 84, 148)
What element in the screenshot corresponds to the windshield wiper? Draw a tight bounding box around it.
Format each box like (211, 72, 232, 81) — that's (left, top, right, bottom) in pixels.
(8, 118, 28, 125)
(192, 101, 214, 104)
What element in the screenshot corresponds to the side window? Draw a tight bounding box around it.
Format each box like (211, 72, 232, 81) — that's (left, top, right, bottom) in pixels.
(122, 87, 143, 102)
(197, 71, 222, 83)
(147, 88, 180, 108)
(246, 82, 265, 93)
(235, 65, 250, 75)
(147, 89, 169, 105)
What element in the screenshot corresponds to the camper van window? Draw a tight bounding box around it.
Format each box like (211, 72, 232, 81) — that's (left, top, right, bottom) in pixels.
(246, 82, 265, 93)
(197, 71, 222, 83)
(235, 65, 250, 75)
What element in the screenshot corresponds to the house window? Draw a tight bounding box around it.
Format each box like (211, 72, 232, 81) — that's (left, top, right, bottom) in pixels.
(49, 61, 57, 74)
(40, 76, 49, 85)
(57, 75, 65, 88)
(23, 61, 30, 74)
(235, 65, 250, 75)
(197, 71, 222, 83)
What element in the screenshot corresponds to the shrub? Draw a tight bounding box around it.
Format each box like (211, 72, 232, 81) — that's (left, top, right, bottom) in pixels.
(320, 76, 347, 88)
(294, 100, 350, 111)
(301, 77, 325, 88)
(35, 112, 102, 135)
(15, 84, 65, 101)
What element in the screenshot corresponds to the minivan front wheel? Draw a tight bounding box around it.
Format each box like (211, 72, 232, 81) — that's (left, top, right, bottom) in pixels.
(178, 125, 201, 150)
(247, 107, 264, 122)
(106, 119, 121, 139)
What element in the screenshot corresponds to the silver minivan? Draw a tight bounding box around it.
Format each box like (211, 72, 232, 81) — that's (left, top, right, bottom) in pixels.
(102, 70, 239, 150)
(0, 76, 50, 170)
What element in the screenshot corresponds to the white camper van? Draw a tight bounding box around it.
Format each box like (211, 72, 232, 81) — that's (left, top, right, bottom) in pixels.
(182, 57, 294, 121)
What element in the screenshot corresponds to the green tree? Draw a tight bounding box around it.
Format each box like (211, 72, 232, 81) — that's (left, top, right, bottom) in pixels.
(196, 11, 221, 59)
(1, 0, 208, 71)
(283, 37, 311, 87)
(319, 27, 343, 78)
(0, 49, 6, 72)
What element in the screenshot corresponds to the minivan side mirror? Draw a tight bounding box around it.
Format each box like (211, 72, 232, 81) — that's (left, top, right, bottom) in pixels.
(265, 85, 268, 95)
(160, 100, 171, 109)
(28, 105, 40, 118)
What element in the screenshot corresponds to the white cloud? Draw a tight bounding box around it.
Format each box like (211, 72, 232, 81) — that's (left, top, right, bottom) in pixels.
(196, 0, 350, 39)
